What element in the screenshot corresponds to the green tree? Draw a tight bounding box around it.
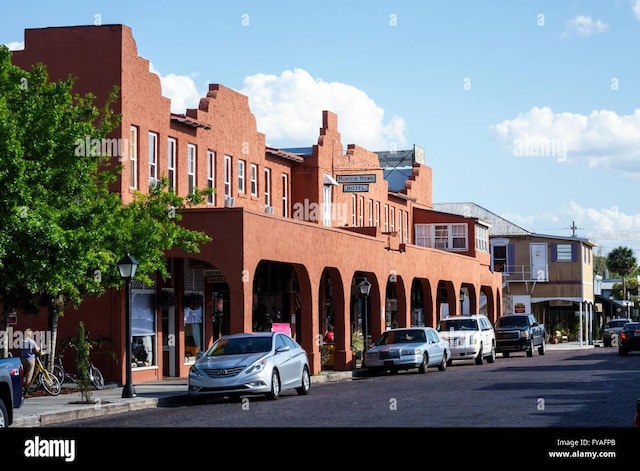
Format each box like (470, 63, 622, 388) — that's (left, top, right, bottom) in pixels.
(607, 246, 638, 304)
(0, 46, 211, 365)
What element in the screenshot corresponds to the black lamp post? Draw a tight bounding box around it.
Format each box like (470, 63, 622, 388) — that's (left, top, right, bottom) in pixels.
(358, 278, 372, 355)
(117, 253, 138, 399)
(459, 289, 466, 315)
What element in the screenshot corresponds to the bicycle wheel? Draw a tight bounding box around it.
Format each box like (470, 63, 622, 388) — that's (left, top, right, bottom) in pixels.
(89, 365, 105, 390)
(41, 371, 62, 396)
(53, 364, 65, 384)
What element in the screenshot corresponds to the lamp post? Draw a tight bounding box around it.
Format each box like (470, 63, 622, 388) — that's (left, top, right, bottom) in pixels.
(459, 289, 466, 315)
(358, 278, 372, 356)
(117, 253, 139, 399)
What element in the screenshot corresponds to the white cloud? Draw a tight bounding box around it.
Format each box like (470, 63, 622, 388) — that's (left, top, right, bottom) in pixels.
(633, 1, 640, 21)
(490, 106, 640, 177)
(149, 63, 203, 114)
(4, 41, 24, 51)
(502, 202, 640, 255)
(238, 68, 407, 150)
(561, 15, 609, 38)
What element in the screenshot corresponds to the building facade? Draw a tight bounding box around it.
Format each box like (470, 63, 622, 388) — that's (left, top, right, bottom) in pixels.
(9, 24, 503, 385)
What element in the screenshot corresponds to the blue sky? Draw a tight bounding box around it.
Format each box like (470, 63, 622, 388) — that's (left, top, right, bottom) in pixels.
(3, 0, 640, 260)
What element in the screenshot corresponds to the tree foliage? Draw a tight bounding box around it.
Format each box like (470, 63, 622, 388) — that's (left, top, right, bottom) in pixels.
(0, 45, 212, 363)
(606, 246, 637, 280)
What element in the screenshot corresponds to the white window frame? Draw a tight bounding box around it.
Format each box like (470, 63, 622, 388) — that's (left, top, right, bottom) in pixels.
(129, 126, 138, 189)
(238, 160, 245, 194)
(358, 196, 364, 227)
(224, 155, 232, 198)
(390, 207, 395, 233)
(384, 204, 389, 232)
(207, 150, 215, 205)
(368, 199, 373, 226)
(187, 144, 196, 195)
(167, 137, 176, 192)
(375, 201, 380, 228)
(148, 132, 158, 187)
(250, 163, 258, 197)
(414, 223, 468, 251)
(264, 167, 271, 208)
(403, 211, 409, 243)
(352, 195, 357, 226)
(281, 173, 289, 217)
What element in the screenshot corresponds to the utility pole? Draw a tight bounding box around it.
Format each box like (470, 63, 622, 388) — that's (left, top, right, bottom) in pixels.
(570, 220, 579, 237)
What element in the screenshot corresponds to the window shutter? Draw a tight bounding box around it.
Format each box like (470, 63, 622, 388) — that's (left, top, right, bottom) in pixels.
(571, 243, 577, 262)
(551, 244, 557, 262)
(507, 244, 515, 273)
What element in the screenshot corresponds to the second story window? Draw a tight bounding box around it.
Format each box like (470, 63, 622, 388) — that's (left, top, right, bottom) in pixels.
(358, 196, 364, 227)
(167, 138, 176, 192)
(264, 167, 271, 208)
(282, 173, 289, 217)
(224, 155, 232, 198)
(207, 150, 215, 205)
(148, 132, 158, 187)
(129, 126, 138, 189)
(250, 164, 258, 197)
(384, 204, 389, 232)
(493, 245, 507, 272)
(187, 144, 196, 195)
(238, 160, 245, 194)
(375, 201, 380, 227)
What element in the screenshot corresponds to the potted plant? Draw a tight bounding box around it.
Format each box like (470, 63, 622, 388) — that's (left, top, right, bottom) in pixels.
(351, 330, 364, 358)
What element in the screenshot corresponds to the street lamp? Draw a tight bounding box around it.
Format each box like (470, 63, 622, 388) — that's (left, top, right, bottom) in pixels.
(358, 278, 372, 355)
(459, 289, 466, 315)
(117, 253, 139, 399)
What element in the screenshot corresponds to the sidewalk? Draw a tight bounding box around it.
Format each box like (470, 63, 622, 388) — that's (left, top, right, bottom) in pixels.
(11, 369, 360, 428)
(11, 341, 595, 428)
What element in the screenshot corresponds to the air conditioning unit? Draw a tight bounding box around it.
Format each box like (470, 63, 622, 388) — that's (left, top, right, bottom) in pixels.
(224, 197, 235, 208)
(265, 206, 274, 214)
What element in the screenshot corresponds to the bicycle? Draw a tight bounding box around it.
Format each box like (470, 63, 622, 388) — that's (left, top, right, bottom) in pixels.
(25, 354, 62, 396)
(52, 349, 105, 390)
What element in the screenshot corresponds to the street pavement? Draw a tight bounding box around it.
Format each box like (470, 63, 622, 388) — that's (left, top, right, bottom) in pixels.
(10, 341, 595, 428)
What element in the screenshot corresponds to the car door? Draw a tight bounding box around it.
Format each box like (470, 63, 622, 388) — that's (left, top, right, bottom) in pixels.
(479, 317, 494, 353)
(426, 329, 444, 366)
(529, 316, 543, 346)
(273, 333, 297, 389)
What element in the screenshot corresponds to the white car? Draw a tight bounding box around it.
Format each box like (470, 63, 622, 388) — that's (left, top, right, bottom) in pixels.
(437, 314, 496, 366)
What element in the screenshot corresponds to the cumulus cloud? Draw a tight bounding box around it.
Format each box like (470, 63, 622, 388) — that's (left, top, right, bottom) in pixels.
(561, 15, 609, 38)
(501, 202, 640, 255)
(4, 41, 24, 51)
(238, 68, 407, 150)
(149, 63, 203, 114)
(633, 1, 640, 21)
(490, 106, 640, 177)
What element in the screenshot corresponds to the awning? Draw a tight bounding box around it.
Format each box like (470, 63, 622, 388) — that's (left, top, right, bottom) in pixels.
(323, 174, 338, 185)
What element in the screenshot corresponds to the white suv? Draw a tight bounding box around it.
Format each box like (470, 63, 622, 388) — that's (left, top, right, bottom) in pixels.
(437, 314, 496, 366)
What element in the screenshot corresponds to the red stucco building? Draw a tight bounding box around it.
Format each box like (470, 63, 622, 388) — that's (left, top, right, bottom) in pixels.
(9, 24, 503, 385)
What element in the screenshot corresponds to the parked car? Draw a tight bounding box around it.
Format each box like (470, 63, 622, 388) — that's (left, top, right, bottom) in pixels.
(603, 318, 632, 347)
(437, 314, 496, 366)
(495, 314, 546, 358)
(188, 331, 310, 401)
(618, 322, 640, 356)
(364, 327, 450, 375)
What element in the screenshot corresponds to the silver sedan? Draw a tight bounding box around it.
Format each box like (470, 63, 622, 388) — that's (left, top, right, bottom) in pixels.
(364, 327, 451, 375)
(188, 332, 311, 400)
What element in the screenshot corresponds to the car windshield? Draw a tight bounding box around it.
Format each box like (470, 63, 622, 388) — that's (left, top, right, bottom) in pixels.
(607, 320, 630, 329)
(496, 316, 529, 328)
(377, 329, 426, 345)
(439, 319, 478, 331)
(207, 336, 272, 356)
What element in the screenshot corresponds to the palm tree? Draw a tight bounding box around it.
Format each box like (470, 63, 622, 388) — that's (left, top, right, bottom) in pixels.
(607, 246, 638, 314)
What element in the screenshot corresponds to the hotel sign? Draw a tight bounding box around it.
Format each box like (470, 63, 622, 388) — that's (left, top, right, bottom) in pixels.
(343, 184, 369, 192)
(336, 174, 376, 184)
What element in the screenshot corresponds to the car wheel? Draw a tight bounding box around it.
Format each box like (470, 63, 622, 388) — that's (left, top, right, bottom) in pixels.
(390, 368, 399, 375)
(0, 399, 8, 428)
(438, 353, 447, 372)
(475, 345, 484, 365)
(502, 351, 510, 358)
(538, 341, 546, 355)
(487, 345, 496, 363)
(296, 366, 311, 396)
(418, 353, 429, 374)
(267, 369, 280, 400)
(526, 341, 534, 357)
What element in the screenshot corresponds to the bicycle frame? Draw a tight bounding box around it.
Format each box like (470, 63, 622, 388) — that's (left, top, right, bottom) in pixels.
(27, 356, 62, 396)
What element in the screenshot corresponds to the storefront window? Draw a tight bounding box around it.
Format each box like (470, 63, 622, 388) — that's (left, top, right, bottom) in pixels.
(184, 293, 203, 363)
(131, 290, 156, 368)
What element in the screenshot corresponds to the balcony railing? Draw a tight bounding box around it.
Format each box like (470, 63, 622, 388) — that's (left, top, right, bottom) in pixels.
(498, 265, 549, 282)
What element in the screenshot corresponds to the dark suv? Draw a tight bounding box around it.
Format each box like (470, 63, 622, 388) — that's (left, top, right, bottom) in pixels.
(495, 314, 546, 358)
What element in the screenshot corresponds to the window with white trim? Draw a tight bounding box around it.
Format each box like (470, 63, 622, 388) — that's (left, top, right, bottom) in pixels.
(375, 201, 380, 227)
(187, 144, 196, 195)
(352, 195, 356, 226)
(167, 137, 176, 192)
(358, 196, 364, 227)
(390, 207, 395, 233)
(368, 199, 373, 226)
(250, 163, 258, 196)
(264, 167, 271, 208)
(224, 155, 232, 198)
(414, 223, 468, 251)
(129, 126, 138, 189)
(403, 211, 409, 243)
(281, 173, 289, 217)
(207, 150, 215, 205)
(148, 132, 158, 187)
(384, 204, 389, 232)
(238, 160, 245, 194)
(556, 243, 573, 261)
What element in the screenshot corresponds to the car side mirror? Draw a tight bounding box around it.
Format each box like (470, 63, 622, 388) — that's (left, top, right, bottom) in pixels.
(276, 345, 291, 353)
(196, 351, 204, 360)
